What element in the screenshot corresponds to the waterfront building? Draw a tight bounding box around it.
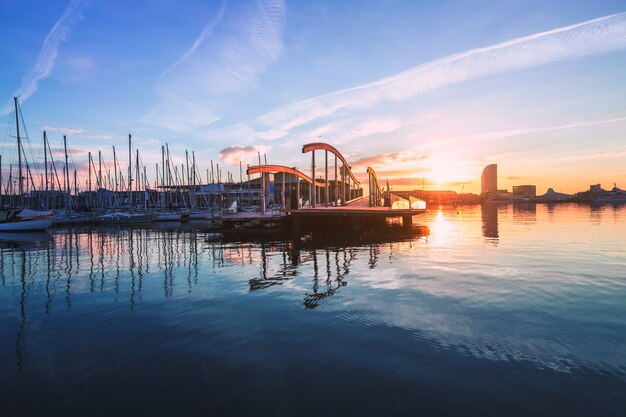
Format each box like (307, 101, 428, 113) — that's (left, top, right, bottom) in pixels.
(481, 164, 498, 196)
(512, 185, 537, 198)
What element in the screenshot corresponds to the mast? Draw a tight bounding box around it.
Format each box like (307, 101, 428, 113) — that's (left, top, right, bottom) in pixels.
(8, 165, 12, 206)
(156, 163, 161, 210)
(136, 149, 140, 206)
(43, 131, 48, 209)
(88, 152, 92, 208)
(128, 134, 132, 210)
(0, 155, 2, 208)
(185, 150, 190, 209)
(14, 97, 23, 203)
(161, 146, 165, 209)
(98, 150, 103, 208)
(64, 135, 70, 196)
(166, 144, 171, 208)
(192, 151, 197, 209)
(113, 146, 118, 193)
(74, 170, 78, 204)
(98, 151, 102, 189)
(143, 166, 147, 212)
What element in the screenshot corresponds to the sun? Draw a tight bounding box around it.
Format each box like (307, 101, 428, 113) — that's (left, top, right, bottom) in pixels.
(426, 159, 473, 188)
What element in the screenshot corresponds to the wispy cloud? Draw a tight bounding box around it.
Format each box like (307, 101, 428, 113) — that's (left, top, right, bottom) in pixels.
(42, 125, 116, 141)
(421, 113, 626, 150)
(555, 149, 626, 162)
(142, 0, 286, 132)
(253, 12, 626, 139)
(286, 115, 408, 146)
(1, 0, 89, 114)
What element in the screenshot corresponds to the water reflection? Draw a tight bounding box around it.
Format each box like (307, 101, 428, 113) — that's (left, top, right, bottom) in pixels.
(1, 226, 429, 372)
(481, 203, 499, 241)
(2, 204, 626, 388)
(512, 202, 537, 224)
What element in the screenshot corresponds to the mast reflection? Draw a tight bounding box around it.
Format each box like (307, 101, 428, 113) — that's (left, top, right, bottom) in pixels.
(0, 225, 426, 370)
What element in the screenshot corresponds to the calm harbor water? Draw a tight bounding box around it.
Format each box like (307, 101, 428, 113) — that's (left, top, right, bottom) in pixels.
(1, 203, 625, 416)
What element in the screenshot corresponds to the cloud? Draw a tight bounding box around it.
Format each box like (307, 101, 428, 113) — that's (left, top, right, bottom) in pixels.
(219, 145, 270, 165)
(142, 0, 286, 132)
(1, 0, 90, 114)
(262, 114, 407, 144)
(351, 152, 428, 169)
(42, 125, 116, 141)
(253, 12, 626, 139)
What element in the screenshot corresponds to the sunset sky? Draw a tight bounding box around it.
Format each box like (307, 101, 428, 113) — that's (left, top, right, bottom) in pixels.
(1, 0, 625, 194)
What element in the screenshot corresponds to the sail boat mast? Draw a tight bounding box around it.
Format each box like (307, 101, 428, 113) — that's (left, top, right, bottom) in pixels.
(14, 97, 23, 203)
(43, 131, 48, 209)
(128, 134, 132, 210)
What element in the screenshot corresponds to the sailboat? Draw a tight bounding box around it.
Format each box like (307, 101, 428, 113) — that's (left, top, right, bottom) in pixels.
(0, 209, 53, 231)
(0, 97, 53, 232)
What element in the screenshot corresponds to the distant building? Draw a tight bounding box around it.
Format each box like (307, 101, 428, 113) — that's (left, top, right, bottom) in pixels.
(512, 185, 536, 197)
(481, 164, 497, 195)
(589, 184, 603, 193)
(536, 188, 572, 202)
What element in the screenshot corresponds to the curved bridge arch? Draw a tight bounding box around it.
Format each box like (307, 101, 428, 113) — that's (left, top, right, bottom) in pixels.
(246, 164, 327, 187)
(366, 167, 385, 194)
(366, 166, 386, 207)
(302, 142, 360, 185)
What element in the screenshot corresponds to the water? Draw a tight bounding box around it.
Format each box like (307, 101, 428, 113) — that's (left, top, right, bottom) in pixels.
(1, 203, 625, 416)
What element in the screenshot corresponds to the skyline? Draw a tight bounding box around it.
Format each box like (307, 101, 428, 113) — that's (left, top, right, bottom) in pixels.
(1, 0, 626, 194)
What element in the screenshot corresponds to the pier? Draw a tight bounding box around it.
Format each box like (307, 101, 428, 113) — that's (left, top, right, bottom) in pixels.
(244, 141, 426, 237)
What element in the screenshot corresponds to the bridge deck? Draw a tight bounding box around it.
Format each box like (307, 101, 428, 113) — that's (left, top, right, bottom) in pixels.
(288, 206, 425, 217)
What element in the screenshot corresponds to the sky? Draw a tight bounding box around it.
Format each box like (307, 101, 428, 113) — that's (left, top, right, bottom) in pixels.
(1, 0, 625, 194)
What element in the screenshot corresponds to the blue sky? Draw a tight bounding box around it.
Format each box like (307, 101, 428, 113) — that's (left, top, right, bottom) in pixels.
(1, 0, 625, 193)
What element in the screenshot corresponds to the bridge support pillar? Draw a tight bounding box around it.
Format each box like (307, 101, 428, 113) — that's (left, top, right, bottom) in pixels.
(261, 172, 266, 214)
(334, 155, 338, 206)
(296, 176, 300, 208)
(292, 214, 302, 238)
(402, 214, 412, 229)
(281, 172, 285, 210)
(311, 151, 316, 208)
(324, 150, 329, 206)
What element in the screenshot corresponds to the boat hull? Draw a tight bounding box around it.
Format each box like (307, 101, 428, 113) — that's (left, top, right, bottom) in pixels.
(187, 212, 215, 220)
(152, 213, 182, 222)
(100, 214, 154, 224)
(0, 218, 52, 232)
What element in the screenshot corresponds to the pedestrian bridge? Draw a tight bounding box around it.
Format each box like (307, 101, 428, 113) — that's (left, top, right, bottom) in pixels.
(246, 142, 425, 227)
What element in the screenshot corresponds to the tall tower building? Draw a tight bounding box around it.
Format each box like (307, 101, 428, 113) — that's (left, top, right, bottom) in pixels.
(481, 164, 497, 195)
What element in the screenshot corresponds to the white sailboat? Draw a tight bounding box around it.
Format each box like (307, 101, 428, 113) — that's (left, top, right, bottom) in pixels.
(0, 98, 53, 232)
(0, 209, 53, 232)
